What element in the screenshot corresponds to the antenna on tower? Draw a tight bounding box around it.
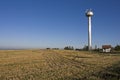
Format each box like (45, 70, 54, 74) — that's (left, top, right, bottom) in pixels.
(85, 9, 89, 13)
(85, 8, 92, 13)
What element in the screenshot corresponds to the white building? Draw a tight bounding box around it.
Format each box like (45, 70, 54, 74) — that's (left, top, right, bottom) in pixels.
(102, 45, 112, 52)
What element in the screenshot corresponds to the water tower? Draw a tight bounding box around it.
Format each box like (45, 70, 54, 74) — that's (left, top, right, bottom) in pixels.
(86, 9, 94, 51)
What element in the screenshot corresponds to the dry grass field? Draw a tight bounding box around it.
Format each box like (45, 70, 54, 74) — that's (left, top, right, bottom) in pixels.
(0, 49, 120, 80)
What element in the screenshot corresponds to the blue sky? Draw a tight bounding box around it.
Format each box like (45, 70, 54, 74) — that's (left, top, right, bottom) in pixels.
(0, 0, 120, 49)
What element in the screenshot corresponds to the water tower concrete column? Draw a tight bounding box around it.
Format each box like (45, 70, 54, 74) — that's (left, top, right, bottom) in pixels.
(86, 9, 93, 51)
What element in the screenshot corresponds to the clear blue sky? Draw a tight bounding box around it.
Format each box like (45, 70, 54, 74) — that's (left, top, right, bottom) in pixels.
(0, 0, 120, 49)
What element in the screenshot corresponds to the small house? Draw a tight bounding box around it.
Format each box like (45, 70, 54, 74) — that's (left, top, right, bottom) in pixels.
(102, 45, 112, 52)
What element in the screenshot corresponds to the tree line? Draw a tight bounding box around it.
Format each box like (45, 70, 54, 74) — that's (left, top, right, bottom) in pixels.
(46, 44, 120, 51)
(64, 45, 120, 51)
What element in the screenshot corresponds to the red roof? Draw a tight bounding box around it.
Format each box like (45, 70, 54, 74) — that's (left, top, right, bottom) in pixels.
(102, 45, 111, 49)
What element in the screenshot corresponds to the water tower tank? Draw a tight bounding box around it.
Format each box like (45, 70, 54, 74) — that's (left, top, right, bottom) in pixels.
(86, 10, 93, 17)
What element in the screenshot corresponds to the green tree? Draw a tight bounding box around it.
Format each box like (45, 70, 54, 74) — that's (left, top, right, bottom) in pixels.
(83, 45, 88, 51)
(114, 45, 120, 51)
(64, 46, 74, 50)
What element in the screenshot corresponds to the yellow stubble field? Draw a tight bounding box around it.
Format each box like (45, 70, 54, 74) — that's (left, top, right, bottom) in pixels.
(0, 49, 120, 80)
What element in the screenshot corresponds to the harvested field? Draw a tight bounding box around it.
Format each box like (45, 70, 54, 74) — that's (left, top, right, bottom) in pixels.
(0, 50, 120, 80)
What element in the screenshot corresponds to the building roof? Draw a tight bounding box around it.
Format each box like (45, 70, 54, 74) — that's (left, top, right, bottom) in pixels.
(102, 45, 111, 49)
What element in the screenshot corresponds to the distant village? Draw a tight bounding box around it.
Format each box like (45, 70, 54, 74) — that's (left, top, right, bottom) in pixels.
(46, 44, 120, 53)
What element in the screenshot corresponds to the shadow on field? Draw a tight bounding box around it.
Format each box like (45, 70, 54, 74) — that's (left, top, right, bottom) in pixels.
(98, 52, 120, 54)
(57, 77, 83, 80)
(59, 61, 120, 80)
(89, 61, 120, 80)
(66, 55, 92, 59)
